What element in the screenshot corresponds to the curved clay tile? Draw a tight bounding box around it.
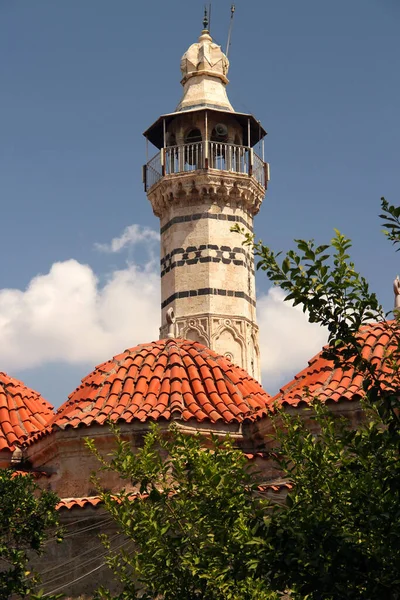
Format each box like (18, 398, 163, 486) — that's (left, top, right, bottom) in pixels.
(0, 372, 54, 451)
(56, 481, 292, 511)
(272, 321, 400, 407)
(49, 339, 271, 431)
(57, 496, 103, 511)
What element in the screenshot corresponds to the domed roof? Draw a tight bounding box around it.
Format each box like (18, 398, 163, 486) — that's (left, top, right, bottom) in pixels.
(50, 339, 271, 431)
(177, 29, 233, 112)
(272, 321, 399, 407)
(0, 372, 54, 451)
(180, 30, 230, 83)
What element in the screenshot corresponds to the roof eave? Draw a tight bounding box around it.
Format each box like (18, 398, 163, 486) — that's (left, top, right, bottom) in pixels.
(143, 107, 267, 150)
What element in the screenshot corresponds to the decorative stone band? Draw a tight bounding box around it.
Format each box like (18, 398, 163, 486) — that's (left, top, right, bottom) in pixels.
(180, 70, 229, 87)
(147, 170, 265, 218)
(160, 244, 254, 278)
(161, 288, 257, 309)
(160, 212, 253, 235)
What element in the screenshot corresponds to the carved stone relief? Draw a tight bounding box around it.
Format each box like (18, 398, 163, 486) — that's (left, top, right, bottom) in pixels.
(213, 327, 244, 370)
(148, 171, 265, 218)
(176, 317, 209, 346)
(160, 313, 260, 381)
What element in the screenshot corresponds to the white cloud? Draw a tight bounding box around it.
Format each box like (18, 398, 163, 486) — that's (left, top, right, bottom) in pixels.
(0, 224, 162, 373)
(0, 220, 327, 396)
(0, 259, 160, 371)
(95, 224, 159, 253)
(257, 287, 328, 394)
(0, 271, 326, 390)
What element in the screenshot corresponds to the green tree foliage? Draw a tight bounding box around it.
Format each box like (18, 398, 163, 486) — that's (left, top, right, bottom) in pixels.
(87, 426, 278, 600)
(243, 197, 400, 598)
(90, 198, 400, 599)
(0, 469, 61, 599)
(265, 405, 400, 598)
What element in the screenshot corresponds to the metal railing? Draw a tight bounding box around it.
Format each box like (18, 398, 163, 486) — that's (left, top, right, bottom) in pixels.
(253, 151, 267, 188)
(144, 152, 163, 190)
(143, 141, 268, 191)
(209, 142, 250, 174)
(165, 142, 203, 174)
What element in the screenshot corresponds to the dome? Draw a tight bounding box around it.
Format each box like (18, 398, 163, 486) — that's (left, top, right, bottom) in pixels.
(50, 339, 271, 430)
(272, 321, 399, 407)
(177, 30, 233, 112)
(0, 372, 54, 452)
(180, 31, 230, 83)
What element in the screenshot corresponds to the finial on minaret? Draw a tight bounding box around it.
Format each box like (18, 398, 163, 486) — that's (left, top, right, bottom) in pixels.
(166, 307, 176, 339)
(203, 5, 209, 31)
(177, 9, 232, 112)
(394, 276, 400, 310)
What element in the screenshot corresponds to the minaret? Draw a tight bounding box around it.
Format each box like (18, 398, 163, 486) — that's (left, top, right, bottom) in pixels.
(143, 18, 269, 381)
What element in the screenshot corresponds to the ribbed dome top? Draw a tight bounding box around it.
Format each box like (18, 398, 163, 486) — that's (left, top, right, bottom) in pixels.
(50, 339, 271, 430)
(0, 372, 54, 451)
(177, 30, 233, 112)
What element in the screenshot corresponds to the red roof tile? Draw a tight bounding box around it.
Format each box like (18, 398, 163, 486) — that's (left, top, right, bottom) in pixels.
(56, 480, 291, 511)
(243, 452, 268, 460)
(0, 373, 54, 452)
(57, 496, 103, 510)
(11, 470, 51, 480)
(272, 321, 399, 407)
(44, 339, 271, 433)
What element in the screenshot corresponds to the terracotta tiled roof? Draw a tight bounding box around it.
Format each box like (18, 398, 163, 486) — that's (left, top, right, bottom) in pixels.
(11, 470, 51, 479)
(57, 496, 103, 510)
(56, 481, 292, 511)
(243, 452, 268, 460)
(258, 481, 293, 493)
(272, 321, 399, 407)
(0, 373, 54, 452)
(46, 339, 270, 433)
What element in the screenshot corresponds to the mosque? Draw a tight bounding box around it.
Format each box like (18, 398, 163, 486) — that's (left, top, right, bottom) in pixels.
(0, 16, 394, 598)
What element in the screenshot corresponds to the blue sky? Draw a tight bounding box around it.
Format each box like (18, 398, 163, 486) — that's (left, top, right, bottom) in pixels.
(0, 0, 399, 406)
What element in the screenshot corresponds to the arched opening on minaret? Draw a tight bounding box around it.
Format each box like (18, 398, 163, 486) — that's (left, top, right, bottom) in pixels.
(185, 128, 202, 144)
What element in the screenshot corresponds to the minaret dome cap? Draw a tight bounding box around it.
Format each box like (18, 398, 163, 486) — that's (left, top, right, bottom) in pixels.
(177, 29, 233, 112)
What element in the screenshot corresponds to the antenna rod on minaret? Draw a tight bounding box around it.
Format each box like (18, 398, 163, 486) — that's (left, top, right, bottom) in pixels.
(226, 4, 236, 58)
(203, 5, 209, 30)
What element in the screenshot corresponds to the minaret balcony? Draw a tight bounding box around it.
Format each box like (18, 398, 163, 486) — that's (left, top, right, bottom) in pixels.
(143, 141, 269, 192)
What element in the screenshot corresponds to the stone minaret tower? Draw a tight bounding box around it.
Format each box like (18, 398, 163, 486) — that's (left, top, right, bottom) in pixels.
(143, 19, 269, 381)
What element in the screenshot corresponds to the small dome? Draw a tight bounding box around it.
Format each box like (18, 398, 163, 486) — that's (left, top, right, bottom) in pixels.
(177, 30, 233, 112)
(51, 339, 271, 430)
(0, 372, 54, 451)
(273, 321, 399, 407)
(180, 31, 230, 83)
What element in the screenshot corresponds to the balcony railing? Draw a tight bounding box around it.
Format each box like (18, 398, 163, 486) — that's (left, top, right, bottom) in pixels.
(143, 141, 269, 192)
